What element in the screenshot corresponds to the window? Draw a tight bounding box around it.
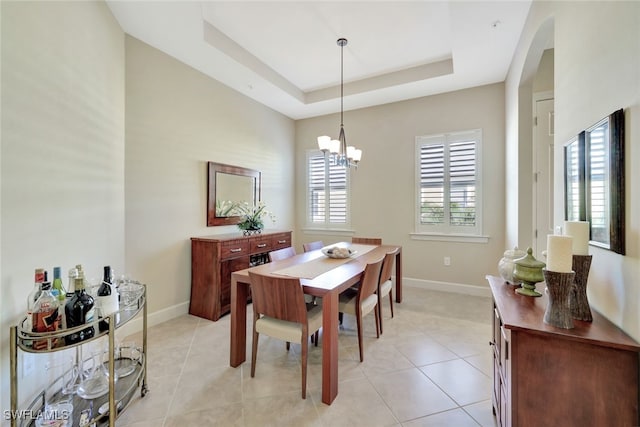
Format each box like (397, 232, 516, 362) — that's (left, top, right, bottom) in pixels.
(306, 151, 349, 227)
(415, 130, 482, 236)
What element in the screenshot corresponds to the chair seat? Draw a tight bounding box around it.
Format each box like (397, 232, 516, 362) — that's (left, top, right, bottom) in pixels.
(339, 291, 377, 317)
(380, 279, 392, 296)
(256, 304, 323, 342)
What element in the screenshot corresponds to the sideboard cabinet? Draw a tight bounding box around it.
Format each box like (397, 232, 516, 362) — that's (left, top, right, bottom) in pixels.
(487, 275, 639, 427)
(190, 230, 292, 321)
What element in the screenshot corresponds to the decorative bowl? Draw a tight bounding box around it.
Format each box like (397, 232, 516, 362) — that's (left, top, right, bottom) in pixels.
(321, 247, 356, 259)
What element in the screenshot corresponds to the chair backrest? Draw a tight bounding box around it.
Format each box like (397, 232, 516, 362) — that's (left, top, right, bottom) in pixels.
(269, 246, 296, 262)
(248, 272, 308, 324)
(379, 252, 396, 284)
(302, 241, 324, 252)
(352, 237, 382, 245)
(358, 257, 384, 302)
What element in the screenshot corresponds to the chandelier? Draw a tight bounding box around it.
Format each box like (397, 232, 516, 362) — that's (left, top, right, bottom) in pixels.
(317, 38, 362, 168)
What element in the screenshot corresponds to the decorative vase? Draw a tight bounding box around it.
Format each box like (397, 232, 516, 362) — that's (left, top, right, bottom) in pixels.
(242, 228, 262, 236)
(513, 247, 546, 297)
(569, 254, 593, 321)
(543, 269, 575, 329)
(498, 246, 527, 285)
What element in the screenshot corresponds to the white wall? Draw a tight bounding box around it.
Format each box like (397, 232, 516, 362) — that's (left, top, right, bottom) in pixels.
(125, 36, 296, 319)
(0, 4, 296, 417)
(1, 0, 125, 416)
(506, 1, 640, 340)
(295, 83, 506, 291)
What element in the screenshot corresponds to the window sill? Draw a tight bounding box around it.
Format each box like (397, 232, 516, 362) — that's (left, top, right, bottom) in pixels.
(410, 232, 489, 244)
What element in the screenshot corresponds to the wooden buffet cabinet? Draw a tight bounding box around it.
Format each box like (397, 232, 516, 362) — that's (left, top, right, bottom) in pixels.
(487, 275, 639, 427)
(190, 230, 292, 321)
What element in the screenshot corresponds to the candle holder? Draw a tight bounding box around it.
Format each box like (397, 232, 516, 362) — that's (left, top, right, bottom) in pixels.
(570, 254, 593, 322)
(543, 269, 575, 329)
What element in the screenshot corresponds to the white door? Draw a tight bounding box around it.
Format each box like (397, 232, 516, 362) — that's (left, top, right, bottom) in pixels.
(533, 97, 554, 259)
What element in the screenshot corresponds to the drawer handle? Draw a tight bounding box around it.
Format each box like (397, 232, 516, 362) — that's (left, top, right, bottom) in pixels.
(257, 244, 267, 248)
(278, 240, 286, 244)
(230, 248, 243, 253)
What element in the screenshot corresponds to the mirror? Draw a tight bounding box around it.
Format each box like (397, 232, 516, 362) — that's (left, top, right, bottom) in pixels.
(207, 162, 261, 226)
(563, 109, 625, 254)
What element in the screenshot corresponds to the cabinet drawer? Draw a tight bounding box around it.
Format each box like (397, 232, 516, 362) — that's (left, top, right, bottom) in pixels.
(221, 240, 249, 260)
(271, 233, 291, 250)
(250, 236, 273, 254)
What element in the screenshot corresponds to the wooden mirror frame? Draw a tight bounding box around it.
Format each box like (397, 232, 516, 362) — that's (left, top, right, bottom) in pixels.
(563, 109, 625, 254)
(207, 162, 261, 227)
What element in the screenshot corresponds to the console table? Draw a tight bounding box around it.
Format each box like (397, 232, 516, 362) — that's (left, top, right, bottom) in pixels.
(487, 275, 639, 427)
(190, 230, 291, 321)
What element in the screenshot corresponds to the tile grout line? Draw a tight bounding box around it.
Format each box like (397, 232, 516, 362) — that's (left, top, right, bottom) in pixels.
(160, 317, 201, 427)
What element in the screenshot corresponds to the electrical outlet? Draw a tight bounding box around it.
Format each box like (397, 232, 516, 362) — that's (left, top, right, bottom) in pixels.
(22, 352, 34, 378)
(444, 256, 451, 266)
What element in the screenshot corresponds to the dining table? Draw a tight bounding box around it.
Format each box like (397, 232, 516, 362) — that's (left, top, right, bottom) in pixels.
(229, 242, 402, 405)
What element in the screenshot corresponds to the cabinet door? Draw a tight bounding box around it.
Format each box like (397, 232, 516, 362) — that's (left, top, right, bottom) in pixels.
(220, 256, 250, 310)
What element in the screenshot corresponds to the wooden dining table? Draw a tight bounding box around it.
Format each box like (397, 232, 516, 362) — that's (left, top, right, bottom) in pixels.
(229, 242, 402, 405)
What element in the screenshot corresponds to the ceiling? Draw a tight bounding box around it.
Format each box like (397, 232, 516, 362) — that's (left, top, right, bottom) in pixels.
(106, 1, 532, 120)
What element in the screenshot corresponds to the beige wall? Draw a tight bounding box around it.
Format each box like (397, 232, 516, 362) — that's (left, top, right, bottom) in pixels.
(295, 83, 506, 290)
(506, 1, 640, 340)
(1, 0, 125, 414)
(125, 36, 296, 318)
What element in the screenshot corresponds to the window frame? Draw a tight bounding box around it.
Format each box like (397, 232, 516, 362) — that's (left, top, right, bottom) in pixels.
(305, 149, 351, 230)
(414, 129, 483, 238)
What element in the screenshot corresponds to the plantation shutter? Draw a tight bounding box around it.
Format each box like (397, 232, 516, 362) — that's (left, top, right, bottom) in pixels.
(416, 130, 481, 234)
(307, 152, 348, 225)
(587, 120, 609, 244)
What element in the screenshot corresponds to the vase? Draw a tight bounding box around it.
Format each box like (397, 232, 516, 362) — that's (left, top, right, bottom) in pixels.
(242, 228, 262, 236)
(569, 254, 593, 321)
(543, 269, 575, 329)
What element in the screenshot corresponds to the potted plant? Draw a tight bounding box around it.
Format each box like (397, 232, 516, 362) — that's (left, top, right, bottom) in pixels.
(234, 201, 275, 235)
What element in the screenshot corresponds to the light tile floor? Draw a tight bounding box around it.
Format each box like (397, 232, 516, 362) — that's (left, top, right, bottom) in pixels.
(118, 287, 497, 426)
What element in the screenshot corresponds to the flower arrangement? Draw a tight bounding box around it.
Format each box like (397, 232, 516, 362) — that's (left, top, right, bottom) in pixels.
(233, 201, 276, 233)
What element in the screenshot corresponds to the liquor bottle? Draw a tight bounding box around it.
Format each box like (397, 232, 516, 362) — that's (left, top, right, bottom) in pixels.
(97, 265, 119, 331)
(64, 264, 95, 345)
(51, 267, 66, 302)
(32, 281, 60, 350)
(51, 267, 67, 329)
(26, 268, 45, 332)
(66, 266, 77, 298)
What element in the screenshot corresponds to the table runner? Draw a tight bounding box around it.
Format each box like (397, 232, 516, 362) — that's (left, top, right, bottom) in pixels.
(272, 244, 376, 279)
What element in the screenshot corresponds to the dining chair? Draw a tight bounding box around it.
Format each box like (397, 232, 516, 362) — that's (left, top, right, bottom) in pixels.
(302, 240, 324, 252)
(248, 271, 323, 399)
(351, 237, 382, 245)
(338, 256, 384, 362)
(269, 246, 296, 262)
(377, 251, 396, 334)
(268, 245, 317, 324)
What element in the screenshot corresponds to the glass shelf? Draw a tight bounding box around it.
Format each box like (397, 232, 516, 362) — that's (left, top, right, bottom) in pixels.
(21, 356, 146, 427)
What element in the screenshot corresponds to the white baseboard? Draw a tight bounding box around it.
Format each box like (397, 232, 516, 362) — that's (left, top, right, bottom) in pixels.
(402, 277, 491, 298)
(117, 301, 190, 339)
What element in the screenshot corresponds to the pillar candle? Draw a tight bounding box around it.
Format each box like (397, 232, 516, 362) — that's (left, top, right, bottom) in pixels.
(564, 221, 590, 255)
(546, 235, 573, 273)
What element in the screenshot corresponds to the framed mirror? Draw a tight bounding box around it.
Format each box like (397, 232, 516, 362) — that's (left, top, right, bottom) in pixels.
(207, 162, 261, 226)
(563, 109, 625, 254)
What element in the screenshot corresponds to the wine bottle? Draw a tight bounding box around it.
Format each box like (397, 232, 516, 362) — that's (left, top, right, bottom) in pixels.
(26, 268, 45, 332)
(32, 281, 60, 350)
(97, 265, 119, 331)
(64, 264, 95, 345)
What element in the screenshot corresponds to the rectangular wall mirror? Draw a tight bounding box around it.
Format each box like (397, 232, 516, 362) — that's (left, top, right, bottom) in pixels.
(563, 109, 625, 254)
(207, 162, 261, 227)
